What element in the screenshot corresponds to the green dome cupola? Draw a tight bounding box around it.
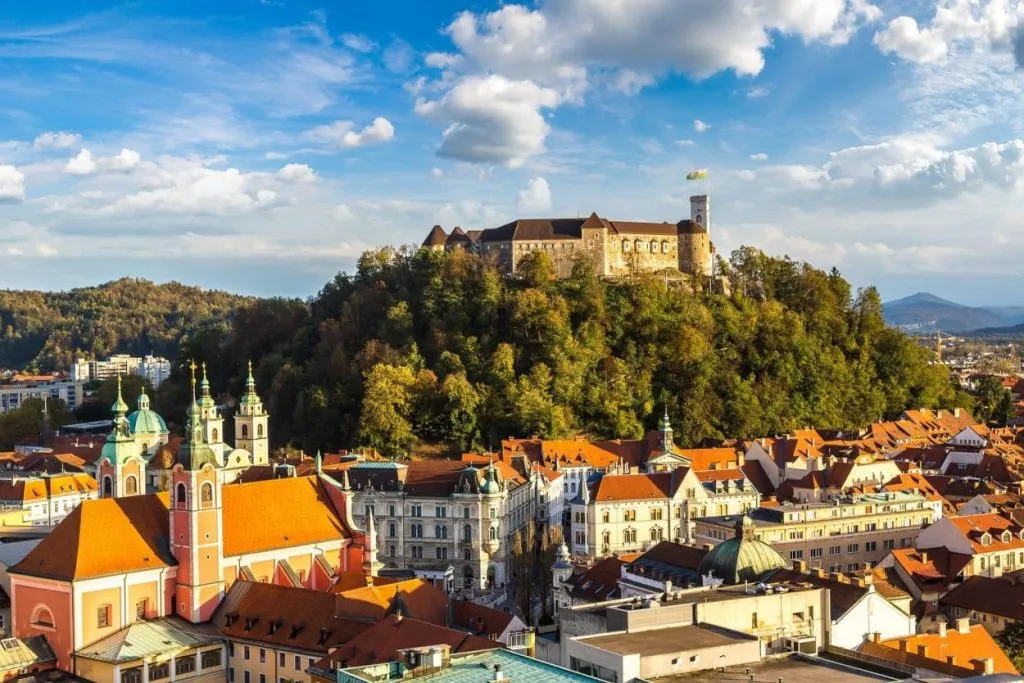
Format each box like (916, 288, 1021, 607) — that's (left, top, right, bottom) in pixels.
(176, 361, 219, 471)
(127, 385, 169, 437)
(697, 515, 788, 585)
(100, 376, 135, 465)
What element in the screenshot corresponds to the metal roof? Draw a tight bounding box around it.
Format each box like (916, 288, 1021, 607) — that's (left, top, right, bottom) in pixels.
(339, 649, 601, 682)
(0, 635, 54, 672)
(74, 617, 221, 664)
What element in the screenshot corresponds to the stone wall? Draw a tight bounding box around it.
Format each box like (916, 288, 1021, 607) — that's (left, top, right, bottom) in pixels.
(510, 240, 582, 278)
(604, 234, 679, 277)
(679, 234, 712, 277)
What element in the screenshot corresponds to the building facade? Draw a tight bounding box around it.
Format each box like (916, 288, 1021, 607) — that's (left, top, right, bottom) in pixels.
(0, 378, 85, 414)
(422, 195, 714, 279)
(695, 492, 942, 572)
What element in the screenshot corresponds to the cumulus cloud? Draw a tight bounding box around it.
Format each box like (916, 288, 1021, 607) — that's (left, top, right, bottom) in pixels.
(0, 166, 26, 202)
(694, 119, 711, 133)
(277, 163, 317, 183)
(305, 117, 396, 148)
(516, 177, 553, 213)
(64, 148, 140, 175)
(33, 131, 82, 150)
(102, 163, 285, 215)
(873, 0, 1021, 64)
(414, 75, 559, 168)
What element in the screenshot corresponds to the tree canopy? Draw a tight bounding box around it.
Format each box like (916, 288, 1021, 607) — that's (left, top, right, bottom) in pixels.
(153, 246, 969, 455)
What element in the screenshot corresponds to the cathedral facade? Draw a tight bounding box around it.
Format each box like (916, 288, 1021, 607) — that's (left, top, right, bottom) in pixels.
(423, 194, 714, 280)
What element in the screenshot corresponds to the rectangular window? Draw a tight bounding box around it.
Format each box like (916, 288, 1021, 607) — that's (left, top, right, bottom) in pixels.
(259, 648, 266, 664)
(97, 605, 111, 629)
(295, 656, 301, 670)
(790, 550, 804, 560)
(278, 653, 285, 667)
(260, 675, 266, 683)
(201, 650, 222, 669)
(229, 667, 235, 683)
(436, 505, 446, 517)
(175, 657, 196, 676)
(244, 646, 250, 661)
(624, 510, 637, 522)
(244, 672, 251, 683)
(463, 507, 470, 518)
(884, 539, 895, 549)
(411, 505, 422, 516)
(121, 668, 143, 683)
(865, 541, 877, 552)
(135, 599, 148, 620)
(829, 546, 841, 556)
(389, 504, 396, 517)
(847, 543, 859, 553)
(149, 663, 169, 681)
(651, 508, 663, 521)
(810, 548, 823, 558)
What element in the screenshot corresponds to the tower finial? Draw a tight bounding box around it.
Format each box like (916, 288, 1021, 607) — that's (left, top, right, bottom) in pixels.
(315, 450, 323, 474)
(189, 360, 198, 400)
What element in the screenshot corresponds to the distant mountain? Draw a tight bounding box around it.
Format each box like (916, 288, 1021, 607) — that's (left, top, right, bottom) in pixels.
(883, 292, 1008, 333)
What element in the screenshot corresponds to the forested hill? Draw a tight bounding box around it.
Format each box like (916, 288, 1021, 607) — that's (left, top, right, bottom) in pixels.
(0, 278, 254, 371)
(161, 246, 971, 456)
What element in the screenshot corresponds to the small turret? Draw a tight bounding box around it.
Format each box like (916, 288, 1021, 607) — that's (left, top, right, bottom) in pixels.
(315, 450, 323, 474)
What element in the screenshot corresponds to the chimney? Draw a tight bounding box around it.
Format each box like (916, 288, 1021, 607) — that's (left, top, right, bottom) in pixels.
(938, 622, 947, 637)
(957, 617, 970, 634)
(793, 560, 807, 573)
(492, 664, 505, 682)
(946, 655, 957, 667)
(852, 576, 865, 588)
(872, 632, 881, 644)
(663, 579, 673, 594)
(898, 639, 909, 652)
(815, 567, 827, 578)
(917, 644, 929, 658)
(972, 658, 995, 675)
(738, 452, 745, 467)
(862, 572, 873, 586)
(920, 551, 928, 564)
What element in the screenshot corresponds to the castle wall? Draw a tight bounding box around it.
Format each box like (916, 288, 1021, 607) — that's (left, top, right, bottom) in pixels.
(604, 234, 679, 277)
(679, 233, 712, 277)
(507, 240, 583, 278)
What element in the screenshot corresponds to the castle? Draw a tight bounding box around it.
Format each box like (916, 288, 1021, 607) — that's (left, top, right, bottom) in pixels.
(423, 194, 714, 280)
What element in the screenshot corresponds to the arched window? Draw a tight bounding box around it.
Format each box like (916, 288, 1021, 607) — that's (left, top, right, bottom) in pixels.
(124, 475, 138, 496)
(388, 523, 396, 538)
(102, 476, 113, 498)
(695, 214, 702, 225)
(463, 524, 472, 542)
(601, 531, 610, 551)
(200, 482, 214, 508)
(489, 526, 497, 541)
(634, 239, 642, 252)
(601, 510, 609, 523)
(30, 605, 55, 629)
(211, 428, 219, 442)
(622, 239, 630, 252)
(175, 483, 187, 508)
(257, 424, 264, 438)
(241, 424, 249, 438)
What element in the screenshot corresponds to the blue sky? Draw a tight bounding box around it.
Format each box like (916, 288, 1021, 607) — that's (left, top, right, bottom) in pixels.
(1, 0, 1023, 304)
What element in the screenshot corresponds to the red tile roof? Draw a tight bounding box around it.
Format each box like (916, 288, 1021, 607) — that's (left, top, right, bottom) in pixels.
(451, 600, 516, 637)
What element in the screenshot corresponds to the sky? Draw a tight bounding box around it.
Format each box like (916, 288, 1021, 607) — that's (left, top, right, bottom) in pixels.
(1, 0, 1023, 304)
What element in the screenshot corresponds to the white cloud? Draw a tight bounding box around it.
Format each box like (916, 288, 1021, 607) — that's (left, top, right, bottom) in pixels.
(304, 117, 395, 148)
(431, 167, 444, 178)
(341, 33, 376, 52)
(36, 243, 57, 257)
(414, 74, 560, 168)
(694, 119, 710, 133)
(382, 39, 416, 73)
(674, 139, 696, 147)
(516, 177, 553, 213)
(873, 0, 1021, 64)
(0, 165, 26, 202)
(750, 152, 768, 161)
(277, 163, 317, 183)
(746, 86, 770, 98)
(65, 149, 97, 175)
(33, 131, 82, 150)
(64, 148, 141, 175)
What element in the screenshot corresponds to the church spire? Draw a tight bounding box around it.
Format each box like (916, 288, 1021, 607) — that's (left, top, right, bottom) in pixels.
(362, 507, 381, 577)
(245, 359, 255, 392)
(112, 375, 130, 438)
(659, 406, 674, 453)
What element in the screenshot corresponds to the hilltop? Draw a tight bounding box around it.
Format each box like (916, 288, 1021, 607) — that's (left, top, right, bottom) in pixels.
(882, 292, 1024, 333)
(0, 278, 255, 371)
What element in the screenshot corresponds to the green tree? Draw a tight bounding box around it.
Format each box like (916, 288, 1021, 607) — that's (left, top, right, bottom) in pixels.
(974, 376, 1008, 423)
(356, 364, 416, 457)
(997, 621, 1024, 671)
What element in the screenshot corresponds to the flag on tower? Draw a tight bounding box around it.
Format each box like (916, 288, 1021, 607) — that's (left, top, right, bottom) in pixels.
(686, 169, 708, 181)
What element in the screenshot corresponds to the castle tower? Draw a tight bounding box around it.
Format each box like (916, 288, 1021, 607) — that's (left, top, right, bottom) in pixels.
(97, 375, 146, 498)
(170, 362, 225, 623)
(659, 407, 674, 453)
(198, 363, 224, 447)
(690, 194, 710, 232)
(234, 361, 269, 465)
(679, 194, 712, 277)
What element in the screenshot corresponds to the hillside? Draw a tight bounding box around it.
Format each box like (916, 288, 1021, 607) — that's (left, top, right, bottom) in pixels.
(883, 292, 1007, 332)
(0, 278, 254, 371)
(155, 246, 969, 454)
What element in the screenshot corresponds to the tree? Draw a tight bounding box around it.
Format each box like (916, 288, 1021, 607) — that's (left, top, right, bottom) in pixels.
(0, 397, 70, 450)
(997, 621, 1024, 671)
(356, 364, 416, 457)
(974, 376, 1008, 423)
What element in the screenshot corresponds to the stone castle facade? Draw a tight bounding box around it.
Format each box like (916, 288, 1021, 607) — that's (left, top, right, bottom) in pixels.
(423, 194, 714, 280)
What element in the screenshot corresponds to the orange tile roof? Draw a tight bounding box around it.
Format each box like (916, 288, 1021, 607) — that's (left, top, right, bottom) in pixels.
(873, 624, 1017, 675)
(12, 493, 174, 580)
(948, 513, 1024, 553)
(331, 572, 402, 593)
(332, 579, 449, 626)
(678, 448, 738, 471)
(591, 471, 680, 502)
(451, 599, 516, 637)
(220, 476, 351, 556)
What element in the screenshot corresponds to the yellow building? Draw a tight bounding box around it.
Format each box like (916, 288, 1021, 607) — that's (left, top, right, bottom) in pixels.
(695, 492, 941, 572)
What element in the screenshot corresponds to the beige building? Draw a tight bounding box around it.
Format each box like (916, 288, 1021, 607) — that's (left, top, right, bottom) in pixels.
(695, 492, 941, 572)
(422, 195, 714, 279)
(570, 465, 759, 557)
(0, 378, 85, 414)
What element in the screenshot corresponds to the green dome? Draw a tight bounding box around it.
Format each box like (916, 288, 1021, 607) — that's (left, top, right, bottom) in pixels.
(697, 515, 788, 585)
(480, 462, 501, 495)
(128, 409, 168, 435)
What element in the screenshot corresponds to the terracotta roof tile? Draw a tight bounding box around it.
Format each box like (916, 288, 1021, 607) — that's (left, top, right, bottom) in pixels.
(451, 600, 515, 637)
(941, 572, 1024, 621)
(331, 579, 449, 626)
(864, 624, 1017, 675)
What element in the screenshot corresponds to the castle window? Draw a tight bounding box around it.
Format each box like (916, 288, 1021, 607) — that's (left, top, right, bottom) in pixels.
(622, 239, 630, 252)
(175, 483, 187, 508)
(212, 428, 219, 442)
(102, 476, 113, 498)
(634, 239, 643, 252)
(463, 524, 472, 541)
(200, 482, 214, 508)
(661, 240, 669, 253)
(257, 424, 264, 438)
(124, 475, 138, 496)
(241, 424, 249, 438)
(650, 240, 658, 252)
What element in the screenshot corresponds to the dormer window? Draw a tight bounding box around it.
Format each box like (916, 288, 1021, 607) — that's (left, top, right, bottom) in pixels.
(981, 532, 992, 546)
(1002, 531, 1012, 543)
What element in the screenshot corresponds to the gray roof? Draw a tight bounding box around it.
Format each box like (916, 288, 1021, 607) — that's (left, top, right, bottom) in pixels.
(0, 540, 42, 569)
(74, 617, 222, 664)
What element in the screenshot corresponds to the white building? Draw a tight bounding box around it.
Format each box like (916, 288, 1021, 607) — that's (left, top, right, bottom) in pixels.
(71, 353, 173, 387)
(0, 378, 85, 414)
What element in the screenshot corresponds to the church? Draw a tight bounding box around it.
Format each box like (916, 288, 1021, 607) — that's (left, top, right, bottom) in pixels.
(8, 363, 375, 672)
(97, 362, 270, 496)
